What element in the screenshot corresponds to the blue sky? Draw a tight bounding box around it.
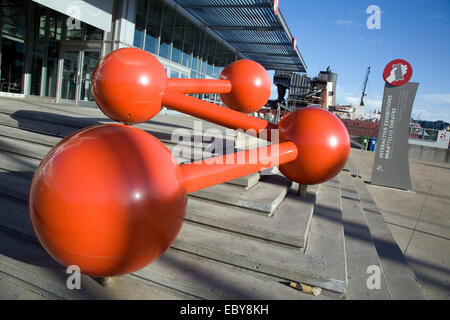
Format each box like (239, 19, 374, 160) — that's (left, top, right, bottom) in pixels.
(270, 0, 450, 122)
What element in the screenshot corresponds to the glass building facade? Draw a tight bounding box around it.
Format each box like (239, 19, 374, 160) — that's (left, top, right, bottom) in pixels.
(0, 0, 239, 107)
(132, 0, 238, 104)
(0, 0, 104, 104)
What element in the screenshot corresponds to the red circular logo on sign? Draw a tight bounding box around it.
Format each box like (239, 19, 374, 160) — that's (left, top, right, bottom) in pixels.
(383, 59, 413, 86)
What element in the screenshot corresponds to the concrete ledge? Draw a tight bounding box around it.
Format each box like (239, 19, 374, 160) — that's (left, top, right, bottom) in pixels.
(349, 163, 425, 299)
(226, 173, 260, 189)
(186, 184, 317, 248)
(190, 174, 291, 215)
(339, 171, 391, 299)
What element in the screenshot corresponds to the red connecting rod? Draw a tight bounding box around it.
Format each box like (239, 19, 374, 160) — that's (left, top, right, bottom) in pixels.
(92, 48, 275, 137)
(162, 90, 276, 137)
(181, 141, 298, 193)
(167, 78, 232, 94)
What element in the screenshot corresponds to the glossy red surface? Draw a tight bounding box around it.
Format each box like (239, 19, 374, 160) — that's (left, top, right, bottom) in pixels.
(91, 48, 167, 124)
(181, 142, 298, 193)
(278, 107, 350, 185)
(219, 60, 271, 113)
(29, 124, 186, 277)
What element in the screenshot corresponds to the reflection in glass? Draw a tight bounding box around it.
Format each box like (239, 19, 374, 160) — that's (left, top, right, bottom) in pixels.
(61, 51, 78, 100)
(133, 0, 146, 48)
(424, 129, 438, 142)
(171, 13, 185, 64)
(80, 52, 100, 101)
(145, 0, 162, 54)
(182, 21, 195, 67)
(1, 0, 27, 39)
(84, 25, 103, 40)
(30, 42, 43, 95)
(43, 43, 58, 97)
(159, 5, 174, 59)
(0, 37, 25, 93)
(170, 69, 179, 78)
(48, 11, 62, 40)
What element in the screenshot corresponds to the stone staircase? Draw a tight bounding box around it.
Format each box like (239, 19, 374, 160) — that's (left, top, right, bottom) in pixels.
(0, 97, 425, 299)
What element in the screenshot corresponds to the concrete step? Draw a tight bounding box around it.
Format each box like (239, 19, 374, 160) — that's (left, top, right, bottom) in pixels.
(0, 163, 311, 250)
(338, 170, 391, 299)
(0, 226, 191, 300)
(0, 164, 346, 294)
(345, 159, 425, 299)
(0, 115, 225, 164)
(0, 135, 51, 160)
(0, 151, 40, 177)
(190, 174, 291, 215)
(0, 123, 60, 147)
(174, 177, 348, 293)
(225, 172, 260, 190)
(0, 188, 326, 300)
(0, 103, 234, 152)
(186, 184, 317, 249)
(0, 125, 211, 165)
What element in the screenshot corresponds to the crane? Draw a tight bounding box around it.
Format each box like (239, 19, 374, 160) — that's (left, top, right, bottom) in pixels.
(360, 66, 371, 106)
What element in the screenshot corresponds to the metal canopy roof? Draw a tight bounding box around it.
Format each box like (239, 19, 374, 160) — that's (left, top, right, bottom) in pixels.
(173, 0, 307, 72)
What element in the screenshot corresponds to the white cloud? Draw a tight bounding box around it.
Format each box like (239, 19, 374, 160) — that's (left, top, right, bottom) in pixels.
(334, 20, 353, 28)
(418, 93, 450, 104)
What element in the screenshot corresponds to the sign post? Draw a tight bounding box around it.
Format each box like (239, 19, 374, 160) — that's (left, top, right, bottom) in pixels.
(371, 59, 419, 190)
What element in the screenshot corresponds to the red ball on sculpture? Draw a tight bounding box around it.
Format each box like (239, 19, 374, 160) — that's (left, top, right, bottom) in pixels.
(29, 124, 186, 277)
(278, 107, 350, 185)
(91, 48, 167, 124)
(219, 60, 271, 113)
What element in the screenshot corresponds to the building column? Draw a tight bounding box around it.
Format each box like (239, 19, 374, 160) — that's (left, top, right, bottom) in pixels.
(110, 0, 137, 52)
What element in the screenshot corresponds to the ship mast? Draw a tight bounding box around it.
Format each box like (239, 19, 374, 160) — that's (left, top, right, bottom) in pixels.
(360, 66, 371, 106)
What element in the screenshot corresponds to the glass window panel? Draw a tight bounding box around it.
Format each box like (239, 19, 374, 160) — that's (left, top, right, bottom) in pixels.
(1, 0, 27, 39)
(0, 36, 25, 93)
(145, 0, 162, 54)
(170, 69, 179, 78)
(181, 21, 194, 67)
(33, 4, 46, 40)
(207, 37, 215, 67)
(212, 65, 219, 78)
(61, 51, 78, 100)
(206, 63, 213, 77)
(65, 27, 82, 40)
(43, 43, 58, 97)
(191, 57, 198, 71)
(80, 51, 100, 101)
(201, 60, 207, 74)
(159, 5, 174, 59)
(133, 0, 147, 48)
(200, 34, 209, 63)
(192, 27, 202, 61)
(171, 13, 184, 63)
(84, 24, 103, 40)
(30, 42, 43, 95)
(424, 129, 438, 141)
(48, 11, 62, 40)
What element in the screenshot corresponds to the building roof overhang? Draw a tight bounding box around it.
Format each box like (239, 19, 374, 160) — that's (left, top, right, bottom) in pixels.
(173, 0, 307, 72)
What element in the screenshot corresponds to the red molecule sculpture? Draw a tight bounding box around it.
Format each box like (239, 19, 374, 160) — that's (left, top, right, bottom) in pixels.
(29, 48, 350, 277)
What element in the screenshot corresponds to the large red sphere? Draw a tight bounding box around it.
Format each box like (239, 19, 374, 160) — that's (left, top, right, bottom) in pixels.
(92, 48, 167, 124)
(219, 60, 271, 113)
(278, 107, 350, 185)
(29, 124, 186, 277)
